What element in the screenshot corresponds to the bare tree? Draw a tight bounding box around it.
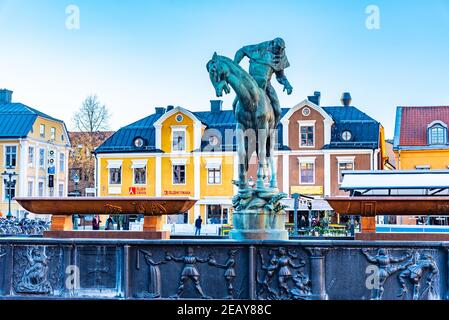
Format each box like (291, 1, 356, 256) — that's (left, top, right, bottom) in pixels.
(72, 94, 111, 132)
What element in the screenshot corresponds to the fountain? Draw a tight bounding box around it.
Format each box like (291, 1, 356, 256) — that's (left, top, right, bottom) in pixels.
(15, 197, 197, 239)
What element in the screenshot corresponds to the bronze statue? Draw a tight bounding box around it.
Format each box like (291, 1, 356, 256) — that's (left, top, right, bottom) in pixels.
(207, 53, 277, 193)
(397, 251, 439, 300)
(166, 247, 211, 299)
(362, 248, 412, 300)
(234, 38, 293, 128)
(207, 40, 291, 240)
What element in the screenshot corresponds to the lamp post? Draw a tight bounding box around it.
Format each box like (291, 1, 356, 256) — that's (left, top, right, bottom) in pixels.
(2, 166, 18, 219)
(292, 193, 299, 237)
(73, 173, 80, 230)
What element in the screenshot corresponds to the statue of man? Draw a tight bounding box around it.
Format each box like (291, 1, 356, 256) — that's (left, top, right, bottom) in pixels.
(234, 37, 293, 127)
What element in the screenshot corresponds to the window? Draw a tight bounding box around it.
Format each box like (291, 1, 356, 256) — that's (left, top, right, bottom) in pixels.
(3, 178, 16, 201)
(5, 146, 17, 168)
(40, 124, 45, 138)
(208, 168, 221, 184)
(206, 205, 228, 224)
(299, 162, 315, 184)
(58, 184, 64, 197)
(300, 125, 314, 147)
(38, 181, 44, 197)
(59, 153, 65, 172)
(27, 180, 34, 197)
(49, 187, 55, 197)
(341, 130, 352, 141)
(109, 167, 122, 185)
(172, 129, 186, 152)
(338, 161, 354, 184)
(428, 124, 447, 145)
(173, 165, 186, 184)
(134, 167, 146, 185)
(39, 148, 45, 168)
(28, 146, 35, 166)
(50, 127, 56, 140)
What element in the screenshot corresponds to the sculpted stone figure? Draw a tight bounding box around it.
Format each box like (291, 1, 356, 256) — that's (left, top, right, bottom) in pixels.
(397, 251, 439, 300)
(166, 247, 211, 299)
(362, 248, 411, 300)
(16, 246, 52, 294)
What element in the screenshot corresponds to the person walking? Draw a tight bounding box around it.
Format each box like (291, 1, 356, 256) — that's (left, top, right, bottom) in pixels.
(195, 216, 202, 236)
(92, 215, 101, 230)
(105, 215, 114, 230)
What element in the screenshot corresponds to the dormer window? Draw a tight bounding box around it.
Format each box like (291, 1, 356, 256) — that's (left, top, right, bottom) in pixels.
(427, 121, 448, 145)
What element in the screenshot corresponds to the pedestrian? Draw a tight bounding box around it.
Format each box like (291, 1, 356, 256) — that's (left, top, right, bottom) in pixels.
(92, 215, 101, 230)
(195, 216, 202, 236)
(105, 215, 114, 230)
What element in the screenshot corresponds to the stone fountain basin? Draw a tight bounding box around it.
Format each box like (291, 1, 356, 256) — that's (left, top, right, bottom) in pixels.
(15, 197, 197, 216)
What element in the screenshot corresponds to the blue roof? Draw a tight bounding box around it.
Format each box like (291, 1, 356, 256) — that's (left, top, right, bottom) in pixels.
(0, 103, 65, 138)
(323, 106, 380, 149)
(95, 104, 380, 153)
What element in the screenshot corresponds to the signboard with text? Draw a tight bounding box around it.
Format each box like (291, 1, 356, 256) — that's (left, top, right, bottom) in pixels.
(129, 187, 147, 195)
(291, 186, 323, 195)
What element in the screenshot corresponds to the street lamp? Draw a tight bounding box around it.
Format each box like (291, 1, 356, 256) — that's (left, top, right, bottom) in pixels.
(73, 173, 80, 230)
(2, 166, 18, 219)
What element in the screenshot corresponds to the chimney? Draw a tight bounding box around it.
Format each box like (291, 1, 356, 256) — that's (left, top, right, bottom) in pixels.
(0, 89, 13, 105)
(341, 92, 352, 106)
(155, 107, 166, 114)
(166, 105, 174, 112)
(210, 100, 223, 113)
(307, 91, 321, 106)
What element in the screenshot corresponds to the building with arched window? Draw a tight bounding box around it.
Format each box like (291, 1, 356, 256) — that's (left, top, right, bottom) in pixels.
(393, 106, 449, 225)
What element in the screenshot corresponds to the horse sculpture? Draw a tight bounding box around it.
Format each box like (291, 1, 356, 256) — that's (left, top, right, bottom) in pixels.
(207, 53, 278, 195)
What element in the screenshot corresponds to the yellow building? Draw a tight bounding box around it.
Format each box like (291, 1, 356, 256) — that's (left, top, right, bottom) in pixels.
(393, 105, 449, 224)
(95, 102, 236, 234)
(0, 89, 71, 218)
(394, 106, 449, 169)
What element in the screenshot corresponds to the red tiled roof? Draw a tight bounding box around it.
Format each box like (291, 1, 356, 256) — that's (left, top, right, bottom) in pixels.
(400, 106, 449, 146)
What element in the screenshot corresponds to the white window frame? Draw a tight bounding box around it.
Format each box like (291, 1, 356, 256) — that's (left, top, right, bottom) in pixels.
(298, 120, 316, 148)
(132, 160, 147, 186)
(27, 178, 34, 197)
(38, 180, 45, 197)
(28, 146, 35, 167)
(171, 126, 187, 153)
(58, 183, 64, 197)
(39, 124, 45, 138)
(50, 127, 56, 140)
(39, 148, 46, 168)
(206, 158, 222, 185)
(298, 157, 316, 185)
(4, 144, 18, 168)
(337, 156, 355, 184)
(59, 153, 65, 173)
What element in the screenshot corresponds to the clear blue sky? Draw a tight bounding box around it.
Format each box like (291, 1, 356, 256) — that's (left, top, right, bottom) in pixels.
(0, 0, 448, 138)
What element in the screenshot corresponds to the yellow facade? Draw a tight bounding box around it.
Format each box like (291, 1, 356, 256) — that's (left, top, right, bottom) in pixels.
(0, 115, 70, 218)
(97, 108, 234, 229)
(395, 149, 449, 170)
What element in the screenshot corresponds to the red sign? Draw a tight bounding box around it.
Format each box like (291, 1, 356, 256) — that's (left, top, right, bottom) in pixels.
(129, 187, 147, 195)
(163, 190, 191, 196)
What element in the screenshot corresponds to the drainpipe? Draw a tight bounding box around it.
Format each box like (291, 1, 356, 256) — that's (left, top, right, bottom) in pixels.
(94, 153, 98, 197)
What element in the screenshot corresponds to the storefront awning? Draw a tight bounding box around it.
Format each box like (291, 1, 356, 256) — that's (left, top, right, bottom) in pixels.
(340, 170, 449, 196)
